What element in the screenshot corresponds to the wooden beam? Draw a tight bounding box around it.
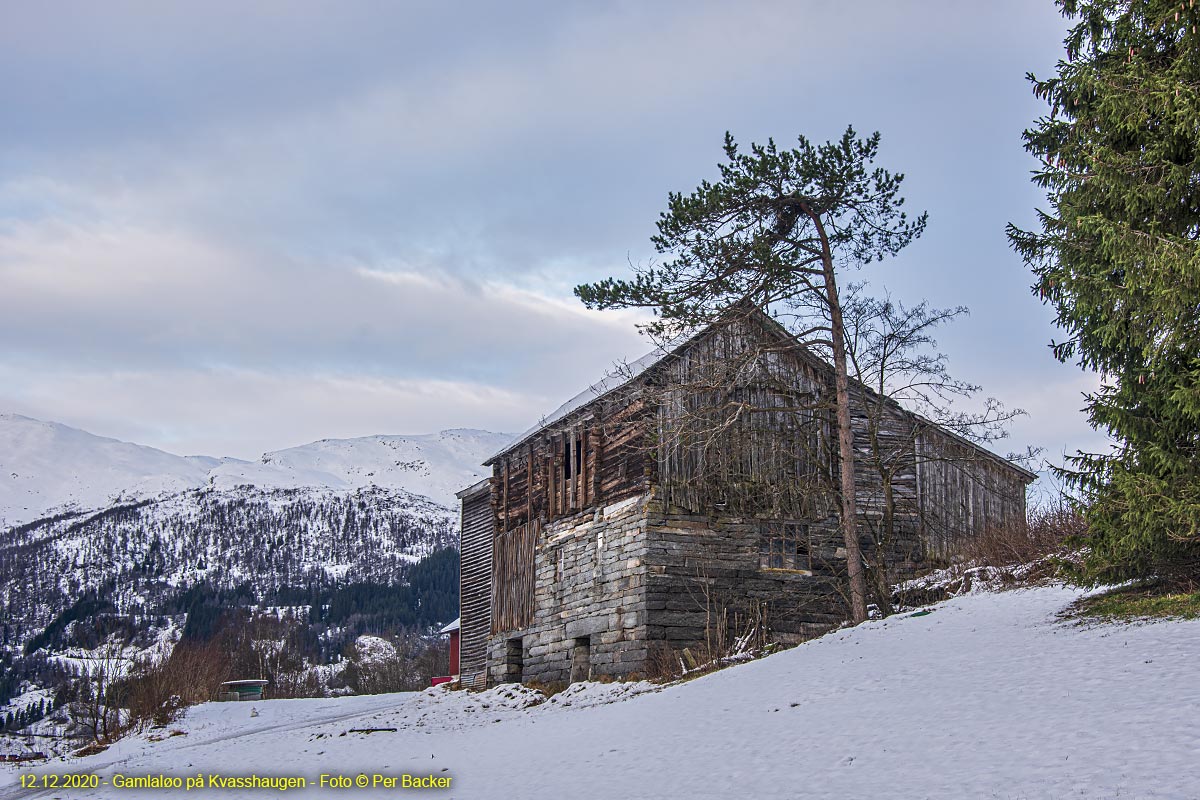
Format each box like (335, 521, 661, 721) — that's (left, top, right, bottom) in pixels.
(581, 427, 590, 508)
(567, 428, 575, 511)
(502, 457, 510, 532)
(490, 464, 501, 533)
(592, 425, 604, 505)
(559, 434, 567, 515)
(576, 425, 584, 509)
(547, 445, 555, 519)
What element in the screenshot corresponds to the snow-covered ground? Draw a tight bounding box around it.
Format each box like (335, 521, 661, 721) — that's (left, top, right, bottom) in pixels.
(3, 585, 1197, 799)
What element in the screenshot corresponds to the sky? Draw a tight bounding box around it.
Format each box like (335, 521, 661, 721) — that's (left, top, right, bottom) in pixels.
(0, 1, 1104, 479)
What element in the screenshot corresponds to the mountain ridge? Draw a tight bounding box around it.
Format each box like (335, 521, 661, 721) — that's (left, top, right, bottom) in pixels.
(0, 412, 511, 528)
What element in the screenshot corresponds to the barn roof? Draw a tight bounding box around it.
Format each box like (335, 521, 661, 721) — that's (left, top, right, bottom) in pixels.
(483, 343, 680, 466)
(455, 477, 491, 500)
(483, 307, 1038, 483)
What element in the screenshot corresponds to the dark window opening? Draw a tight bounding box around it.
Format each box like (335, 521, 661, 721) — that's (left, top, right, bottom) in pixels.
(759, 521, 810, 571)
(503, 637, 523, 684)
(570, 636, 591, 683)
(559, 430, 586, 484)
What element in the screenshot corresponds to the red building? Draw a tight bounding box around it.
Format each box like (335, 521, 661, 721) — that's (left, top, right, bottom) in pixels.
(431, 617, 460, 686)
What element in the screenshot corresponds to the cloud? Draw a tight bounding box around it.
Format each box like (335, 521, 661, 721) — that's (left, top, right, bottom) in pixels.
(1, 0, 1068, 273)
(0, 0, 1088, 472)
(0, 210, 652, 458)
(0, 212, 650, 377)
(0, 362, 538, 459)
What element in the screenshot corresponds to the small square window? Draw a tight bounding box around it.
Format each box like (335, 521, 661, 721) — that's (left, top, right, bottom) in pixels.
(759, 521, 810, 571)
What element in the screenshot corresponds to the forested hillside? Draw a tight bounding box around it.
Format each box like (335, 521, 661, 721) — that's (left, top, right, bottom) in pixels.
(0, 416, 510, 751)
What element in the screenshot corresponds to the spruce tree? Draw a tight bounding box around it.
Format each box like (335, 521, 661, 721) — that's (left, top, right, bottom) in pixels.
(1009, 0, 1200, 582)
(576, 128, 926, 622)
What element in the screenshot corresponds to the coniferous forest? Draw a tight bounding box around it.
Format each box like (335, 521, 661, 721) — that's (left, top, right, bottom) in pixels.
(0, 483, 462, 739)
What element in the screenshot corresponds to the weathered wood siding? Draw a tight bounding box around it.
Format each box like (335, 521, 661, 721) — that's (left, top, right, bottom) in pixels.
(655, 318, 835, 521)
(915, 427, 1030, 558)
(650, 316, 1029, 567)
(457, 482, 493, 690)
(491, 519, 537, 633)
(849, 386, 925, 574)
(489, 397, 652, 536)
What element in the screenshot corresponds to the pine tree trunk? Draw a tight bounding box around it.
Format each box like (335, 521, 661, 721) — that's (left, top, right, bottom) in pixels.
(808, 207, 869, 624)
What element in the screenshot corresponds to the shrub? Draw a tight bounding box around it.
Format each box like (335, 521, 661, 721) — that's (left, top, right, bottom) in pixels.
(958, 502, 1086, 569)
(125, 640, 231, 729)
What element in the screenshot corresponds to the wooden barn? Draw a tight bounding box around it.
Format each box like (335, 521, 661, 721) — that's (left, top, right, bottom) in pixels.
(456, 308, 1035, 688)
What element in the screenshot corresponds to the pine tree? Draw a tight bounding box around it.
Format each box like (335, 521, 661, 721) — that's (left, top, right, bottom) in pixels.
(1009, 0, 1200, 582)
(576, 128, 926, 622)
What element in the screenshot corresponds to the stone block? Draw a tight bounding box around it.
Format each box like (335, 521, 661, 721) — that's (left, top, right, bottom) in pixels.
(565, 616, 608, 639)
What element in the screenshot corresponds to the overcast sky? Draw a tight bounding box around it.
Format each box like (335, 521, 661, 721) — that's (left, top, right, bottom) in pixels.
(0, 1, 1102, 478)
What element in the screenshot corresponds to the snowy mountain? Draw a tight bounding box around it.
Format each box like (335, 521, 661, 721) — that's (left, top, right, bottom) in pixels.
(210, 429, 513, 509)
(0, 412, 511, 528)
(0, 413, 223, 529)
(0, 413, 510, 725)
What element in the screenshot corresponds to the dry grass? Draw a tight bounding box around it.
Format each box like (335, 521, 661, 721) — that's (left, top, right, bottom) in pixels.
(646, 641, 683, 682)
(523, 680, 567, 698)
(1067, 583, 1200, 621)
(72, 742, 109, 758)
(893, 504, 1089, 608)
(644, 639, 791, 684)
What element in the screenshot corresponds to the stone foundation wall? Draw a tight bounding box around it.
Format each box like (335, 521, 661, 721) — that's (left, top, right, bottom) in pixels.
(486, 492, 652, 685)
(487, 490, 935, 684)
(643, 497, 851, 656)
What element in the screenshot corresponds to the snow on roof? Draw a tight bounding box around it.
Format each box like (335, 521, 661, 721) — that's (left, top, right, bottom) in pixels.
(484, 338, 689, 465)
(455, 478, 491, 499)
(439, 617, 460, 634)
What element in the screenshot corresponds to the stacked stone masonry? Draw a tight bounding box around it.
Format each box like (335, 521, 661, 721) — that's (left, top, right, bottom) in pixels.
(484, 489, 908, 684)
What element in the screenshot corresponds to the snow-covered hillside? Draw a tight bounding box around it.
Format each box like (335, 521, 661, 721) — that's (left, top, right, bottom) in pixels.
(0, 414, 223, 529)
(0, 414, 509, 697)
(211, 429, 513, 509)
(0, 413, 511, 527)
(5, 586, 1196, 800)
